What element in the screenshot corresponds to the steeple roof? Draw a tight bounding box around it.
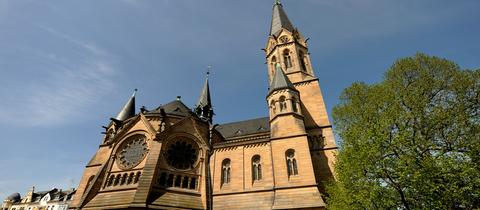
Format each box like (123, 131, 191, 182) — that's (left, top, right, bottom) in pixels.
(197, 77, 211, 110)
(115, 89, 136, 121)
(270, 0, 295, 36)
(195, 72, 214, 123)
(269, 63, 295, 93)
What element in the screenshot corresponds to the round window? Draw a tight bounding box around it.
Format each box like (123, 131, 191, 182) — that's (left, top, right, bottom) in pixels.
(165, 138, 198, 170)
(117, 135, 148, 170)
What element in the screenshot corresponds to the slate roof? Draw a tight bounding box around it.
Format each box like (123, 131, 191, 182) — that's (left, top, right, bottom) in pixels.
(270, 1, 295, 36)
(196, 77, 211, 110)
(216, 117, 270, 139)
(269, 63, 295, 94)
(115, 90, 136, 121)
(147, 100, 193, 117)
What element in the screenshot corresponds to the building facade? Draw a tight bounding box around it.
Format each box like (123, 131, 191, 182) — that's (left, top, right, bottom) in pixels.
(1, 187, 75, 210)
(69, 1, 337, 209)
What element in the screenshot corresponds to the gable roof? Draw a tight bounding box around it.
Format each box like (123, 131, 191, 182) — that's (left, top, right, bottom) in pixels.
(216, 117, 270, 139)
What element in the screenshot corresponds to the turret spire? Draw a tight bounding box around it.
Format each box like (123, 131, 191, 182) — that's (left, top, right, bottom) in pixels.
(195, 68, 214, 123)
(115, 89, 136, 121)
(269, 63, 295, 94)
(270, 0, 294, 36)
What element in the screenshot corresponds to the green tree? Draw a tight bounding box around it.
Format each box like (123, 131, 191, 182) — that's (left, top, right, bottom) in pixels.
(327, 53, 480, 209)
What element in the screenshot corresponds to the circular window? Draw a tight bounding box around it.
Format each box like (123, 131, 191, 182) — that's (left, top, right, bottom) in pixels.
(165, 139, 198, 170)
(117, 135, 148, 170)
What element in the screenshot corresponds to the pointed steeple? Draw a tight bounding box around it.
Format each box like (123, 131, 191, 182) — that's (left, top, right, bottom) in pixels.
(115, 89, 136, 121)
(269, 63, 295, 94)
(270, 0, 295, 36)
(195, 71, 214, 123)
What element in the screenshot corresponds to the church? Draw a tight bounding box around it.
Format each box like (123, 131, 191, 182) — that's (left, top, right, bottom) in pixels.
(70, 1, 337, 209)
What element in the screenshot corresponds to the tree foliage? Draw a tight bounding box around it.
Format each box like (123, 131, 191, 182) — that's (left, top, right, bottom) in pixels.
(327, 53, 480, 209)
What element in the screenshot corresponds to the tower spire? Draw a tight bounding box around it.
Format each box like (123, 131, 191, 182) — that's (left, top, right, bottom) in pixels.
(270, 0, 294, 36)
(115, 89, 136, 121)
(195, 67, 214, 123)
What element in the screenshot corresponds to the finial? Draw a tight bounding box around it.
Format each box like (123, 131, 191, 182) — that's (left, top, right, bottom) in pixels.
(206, 65, 212, 78)
(176, 96, 181, 101)
(275, 0, 281, 5)
(132, 88, 138, 97)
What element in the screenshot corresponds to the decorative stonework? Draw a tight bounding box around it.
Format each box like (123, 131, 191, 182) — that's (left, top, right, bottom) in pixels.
(117, 135, 149, 170)
(164, 138, 199, 170)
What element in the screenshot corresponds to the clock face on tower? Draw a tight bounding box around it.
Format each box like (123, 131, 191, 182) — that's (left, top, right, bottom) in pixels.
(117, 135, 149, 170)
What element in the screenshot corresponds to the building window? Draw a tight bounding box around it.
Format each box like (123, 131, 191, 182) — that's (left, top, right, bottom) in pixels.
(190, 177, 197, 190)
(299, 51, 307, 72)
(222, 159, 231, 185)
(252, 155, 262, 181)
(167, 174, 174, 187)
(286, 149, 298, 177)
(291, 97, 298, 112)
(279, 96, 287, 112)
(134, 172, 141, 184)
(107, 175, 114, 187)
(121, 173, 127, 185)
(114, 174, 121, 186)
(270, 100, 276, 115)
(271, 56, 277, 76)
(283, 49, 292, 68)
(127, 172, 134, 184)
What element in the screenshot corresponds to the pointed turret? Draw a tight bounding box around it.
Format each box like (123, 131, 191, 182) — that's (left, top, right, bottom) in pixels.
(270, 0, 295, 36)
(195, 72, 213, 123)
(115, 89, 136, 121)
(269, 63, 295, 94)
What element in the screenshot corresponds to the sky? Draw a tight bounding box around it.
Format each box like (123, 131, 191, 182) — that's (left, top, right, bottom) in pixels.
(0, 0, 479, 200)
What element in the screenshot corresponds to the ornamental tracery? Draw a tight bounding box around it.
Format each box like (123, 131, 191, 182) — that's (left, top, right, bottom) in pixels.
(164, 138, 199, 170)
(116, 135, 149, 170)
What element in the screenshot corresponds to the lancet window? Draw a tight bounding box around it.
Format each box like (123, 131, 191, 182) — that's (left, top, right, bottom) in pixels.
(283, 49, 292, 68)
(286, 149, 298, 177)
(222, 159, 231, 185)
(252, 155, 262, 181)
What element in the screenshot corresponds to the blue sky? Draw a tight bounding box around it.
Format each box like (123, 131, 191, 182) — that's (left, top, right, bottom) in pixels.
(0, 0, 479, 199)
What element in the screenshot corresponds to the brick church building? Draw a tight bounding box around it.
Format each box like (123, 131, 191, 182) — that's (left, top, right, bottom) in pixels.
(70, 1, 337, 209)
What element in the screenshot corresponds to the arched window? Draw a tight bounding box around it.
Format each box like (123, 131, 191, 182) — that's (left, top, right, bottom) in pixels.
(222, 159, 231, 185)
(299, 51, 307, 72)
(279, 96, 287, 112)
(182, 177, 189, 188)
(167, 174, 174, 187)
(120, 173, 127, 185)
(283, 49, 292, 68)
(252, 155, 262, 181)
(271, 56, 277, 76)
(190, 177, 197, 190)
(270, 100, 276, 115)
(127, 172, 134, 185)
(114, 174, 121, 186)
(291, 97, 298, 112)
(107, 175, 114, 187)
(134, 172, 141, 184)
(286, 149, 298, 177)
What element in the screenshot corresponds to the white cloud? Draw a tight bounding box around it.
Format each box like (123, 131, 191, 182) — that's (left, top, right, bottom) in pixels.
(0, 27, 118, 127)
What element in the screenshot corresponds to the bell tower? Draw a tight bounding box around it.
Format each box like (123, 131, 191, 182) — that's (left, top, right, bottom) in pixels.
(265, 0, 337, 192)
